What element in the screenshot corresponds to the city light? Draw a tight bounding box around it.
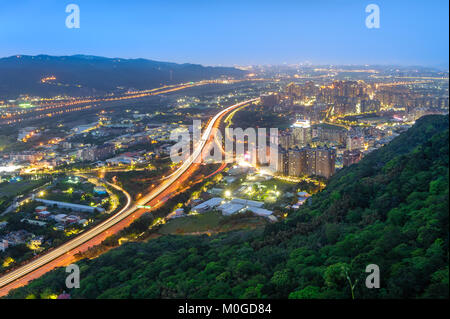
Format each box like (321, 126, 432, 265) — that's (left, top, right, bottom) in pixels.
(0, 2, 447, 303)
(292, 118, 311, 128)
(0, 165, 21, 173)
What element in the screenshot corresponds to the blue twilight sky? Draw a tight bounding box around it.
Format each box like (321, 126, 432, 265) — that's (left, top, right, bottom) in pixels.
(0, 0, 448, 67)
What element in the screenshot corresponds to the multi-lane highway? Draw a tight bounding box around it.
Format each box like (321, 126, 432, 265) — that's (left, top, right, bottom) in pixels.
(0, 98, 258, 297)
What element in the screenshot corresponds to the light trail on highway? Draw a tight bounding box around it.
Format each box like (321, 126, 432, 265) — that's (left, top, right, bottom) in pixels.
(0, 78, 264, 125)
(0, 81, 207, 125)
(0, 97, 259, 297)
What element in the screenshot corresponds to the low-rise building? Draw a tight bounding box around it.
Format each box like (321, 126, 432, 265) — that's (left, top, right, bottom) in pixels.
(65, 215, 80, 224)
(53, 214, 68, 223)
(35, 206, 47, 213)
(230, 198, 264, 208)
(36, 210, 51, 219)
(78, 219, 89, 227)
(106, 156, 135, 166)
(28, 235, 44, 247)
(35, 199, 105, 213)
(21, 219, 47, 227)
(0, 239, 8, 252)
(3, 230, 31, 245)
(191, 197, 224, 213)
(218, 203, 245, 216)
(93, 186, 108, 196)
(245, 206, 273, 217)
(167, 208, 185, 220)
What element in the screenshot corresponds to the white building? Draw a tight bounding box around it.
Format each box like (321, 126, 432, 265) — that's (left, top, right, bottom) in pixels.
(191, 198, 224, 213)
(72, 123, 97, 134)
(53, 214, 68, 223)
(230, 198, 264, 208)
(0, 239, 8, 252)
(35, 199, 105, 213)
(218, 203, 245, 216)
(106, 156, 135, 166)
(245, 206, 273, 217)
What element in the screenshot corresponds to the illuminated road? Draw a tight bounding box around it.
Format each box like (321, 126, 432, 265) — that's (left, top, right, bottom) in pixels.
(0, 81, 208, 125)
(0, 98, 258, 296)
(0, 78, 264, 125)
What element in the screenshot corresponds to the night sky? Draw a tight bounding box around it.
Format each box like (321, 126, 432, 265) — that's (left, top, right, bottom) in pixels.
(0, 0, 448, 67)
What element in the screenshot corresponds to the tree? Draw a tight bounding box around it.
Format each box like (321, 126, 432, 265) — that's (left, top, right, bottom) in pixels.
(289, 286, 322, 299)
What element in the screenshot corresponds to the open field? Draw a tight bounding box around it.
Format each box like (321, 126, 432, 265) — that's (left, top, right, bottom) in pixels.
(0, 135, 14, 151)
(0, 179, 44, 198)
(158, 211, 268, 235)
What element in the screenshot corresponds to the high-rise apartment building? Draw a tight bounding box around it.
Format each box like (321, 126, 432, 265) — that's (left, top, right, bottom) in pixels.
(277, 146, 336, 179)
(343, 150, 363, 167)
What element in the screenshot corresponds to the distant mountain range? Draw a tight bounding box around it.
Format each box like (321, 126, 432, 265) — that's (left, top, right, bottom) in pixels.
(0, 55, 247, 98)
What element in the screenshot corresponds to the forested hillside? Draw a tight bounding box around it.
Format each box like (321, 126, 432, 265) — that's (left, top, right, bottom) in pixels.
(7, 115, 449, 299)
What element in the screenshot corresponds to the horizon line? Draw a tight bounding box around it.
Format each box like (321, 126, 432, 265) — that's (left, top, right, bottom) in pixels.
(0, 53, 448, 71)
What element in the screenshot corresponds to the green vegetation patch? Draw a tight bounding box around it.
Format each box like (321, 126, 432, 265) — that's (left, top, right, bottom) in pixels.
(159, 211, 267, 235)
(0, 135, 14, 151)
(159, 211, 222, 234)
(0, 179, 44, 198)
